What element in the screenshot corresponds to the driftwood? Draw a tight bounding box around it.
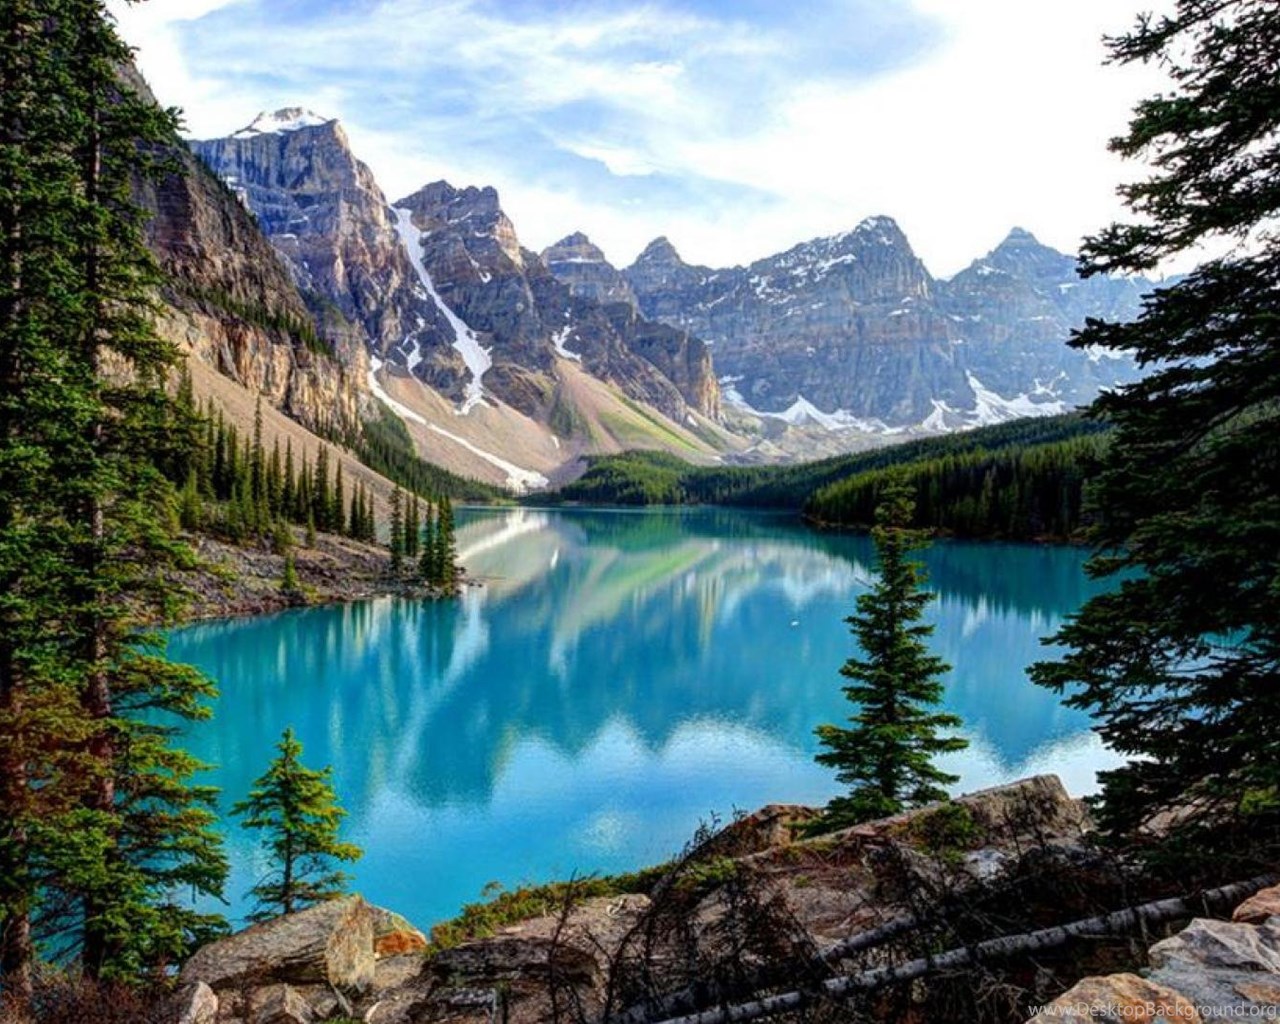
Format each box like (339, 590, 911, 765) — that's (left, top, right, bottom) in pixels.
(641, 873, 1278, 1024)
(607, 913, 921, 1024)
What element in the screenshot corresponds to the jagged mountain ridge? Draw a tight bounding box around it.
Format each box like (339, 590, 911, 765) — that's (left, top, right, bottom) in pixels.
(191, 114, 721, 427)
(542, 220, 1150, 431)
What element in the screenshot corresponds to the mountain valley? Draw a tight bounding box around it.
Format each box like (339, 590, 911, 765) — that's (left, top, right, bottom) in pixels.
(159, 106, 1159, 493)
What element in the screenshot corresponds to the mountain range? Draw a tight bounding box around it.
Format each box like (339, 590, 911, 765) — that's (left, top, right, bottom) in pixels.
(548, 220, 1149, 433)
(145, 105, 1155, 491)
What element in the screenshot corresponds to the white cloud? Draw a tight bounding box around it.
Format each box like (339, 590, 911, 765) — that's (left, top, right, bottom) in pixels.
(114, 0, 1177, 276)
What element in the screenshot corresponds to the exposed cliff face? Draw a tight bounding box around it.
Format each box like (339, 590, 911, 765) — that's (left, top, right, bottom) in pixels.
(189, 112, 468, 401)
(939, 227, 1148, 411)
(190, 114, 721, 428)
(133, 103, 366, 436)
(393, 182, 721, 422)
(541, 232, 638, 307)
(619, 221, 1151, 431)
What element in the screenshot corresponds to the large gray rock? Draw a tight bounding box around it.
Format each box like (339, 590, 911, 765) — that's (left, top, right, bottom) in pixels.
(250, 984, 314, 1024)
(1148, 917, 1280, 974)
(169, 980, 218, 1024)
(179, 896, 377, 996)
(1028, 887, 1280, 1022)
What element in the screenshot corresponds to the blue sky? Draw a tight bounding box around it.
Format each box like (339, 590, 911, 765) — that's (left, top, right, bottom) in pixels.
(112, 0, 1164, 275)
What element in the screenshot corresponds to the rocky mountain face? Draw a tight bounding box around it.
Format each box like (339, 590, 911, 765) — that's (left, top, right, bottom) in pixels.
(597, 220, 1151, 431)
(189, 111, 470, 402)
(389, 181, 719, 423)
(541, 232, 638, 307)
(130, 87, 366, 436)
(191, 114, 721, 425)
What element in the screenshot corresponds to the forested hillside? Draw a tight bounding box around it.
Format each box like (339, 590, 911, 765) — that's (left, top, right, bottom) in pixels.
(806, 432, 1106, 541)
(545, 415, 1110, 539)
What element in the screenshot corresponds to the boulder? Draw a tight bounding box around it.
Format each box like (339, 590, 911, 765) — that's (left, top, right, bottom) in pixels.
(371, 906, 428, 957)
(1232, 884, 1280, 925)
(422, 895, 651, 1022)
(179, 896, 376, 996)
(250, 984, 314, 1024)
(169, 981, 218, 1024)
(1033, 974, 1200, 1021)
(1148, 917, 1280, 974)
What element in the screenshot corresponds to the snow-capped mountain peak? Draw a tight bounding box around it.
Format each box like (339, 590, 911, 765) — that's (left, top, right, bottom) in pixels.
(231, 108, 332, 139)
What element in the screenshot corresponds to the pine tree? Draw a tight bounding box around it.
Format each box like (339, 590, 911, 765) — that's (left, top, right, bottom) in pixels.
(230, 728, 362, 922)
(280, 552, 300, 595)
(404, 495, 419, 559)
(813, 481, 966, 830)
(313, 446, 330, 532)
(419, 503, 440, 584)
(0, 1, 228, 984)
(179, 470, 203, 531)
(331, 462, 344, 538)
(1031, 1, 1280, 870)
(388, 486, 404, 572)
(435, 495, 459, 590)
(348, 484, 362, 540)
(281, 438, 295, 518)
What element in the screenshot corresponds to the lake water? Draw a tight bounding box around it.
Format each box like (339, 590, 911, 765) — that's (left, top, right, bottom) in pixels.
(167, 507, 1121, 931)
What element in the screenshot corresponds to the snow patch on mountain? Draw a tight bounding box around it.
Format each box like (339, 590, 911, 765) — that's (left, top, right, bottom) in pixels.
(723, 383, 891, 434)
(551, 326, 581, 362)
(368, 358, 547, 494)
(964, 372, 1067, 426)
(232, 108, 331, 138)
(424, 422, 549, 495)
(393, 206, 491, 414)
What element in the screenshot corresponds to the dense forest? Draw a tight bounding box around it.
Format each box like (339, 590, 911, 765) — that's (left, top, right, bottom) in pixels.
(806, 431, 1107, 541)
(545, 415, 1110, 540)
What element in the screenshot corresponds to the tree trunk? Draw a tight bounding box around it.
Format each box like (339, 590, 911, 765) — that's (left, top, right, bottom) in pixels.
(637, 874, 1280, 1024)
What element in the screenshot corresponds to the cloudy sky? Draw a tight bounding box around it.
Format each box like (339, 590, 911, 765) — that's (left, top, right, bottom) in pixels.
(111, 0, 1167, 277)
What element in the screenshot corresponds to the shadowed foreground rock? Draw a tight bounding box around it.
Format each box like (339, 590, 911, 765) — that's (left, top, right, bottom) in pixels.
(173, 778, 1280, 1023)
(174, 776, 1103, 1023)
(1030, 883, 1280, 1022)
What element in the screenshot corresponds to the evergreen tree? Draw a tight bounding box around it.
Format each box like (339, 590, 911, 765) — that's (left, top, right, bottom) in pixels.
(813, 482, 966, 830)
(230, 728, 362, 922)
(281, 439, 295, 519)
(280, 552, 300, 596)
(313, 446, 330, 532)
(388, 486, 404, 572)
(331, 462, 344, 537)
(179, 470, 203, 531)
(0, 1, 228, 984)
(250, 396, 265, 506)
(348, 485, 362, 540)
(419, 503, 439, 584)
(434, 495, 459, 590)
(404, 495, 419, 559)
(1031, 1, 1280, 869)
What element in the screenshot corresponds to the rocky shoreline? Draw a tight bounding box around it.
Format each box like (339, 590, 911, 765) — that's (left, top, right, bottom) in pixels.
(176, 531, 463, 625)
(161, 776, 1280, 1024)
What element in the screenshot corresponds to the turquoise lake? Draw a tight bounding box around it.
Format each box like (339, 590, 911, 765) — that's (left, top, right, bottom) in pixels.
(167, 507, 1121, 931)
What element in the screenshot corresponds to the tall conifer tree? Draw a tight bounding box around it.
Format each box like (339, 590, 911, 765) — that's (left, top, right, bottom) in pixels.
(231, 728, 361, 922)
(0, 0, 228, 986)
(1032, 1, 1280, 869)
(813, 482, 966, 830)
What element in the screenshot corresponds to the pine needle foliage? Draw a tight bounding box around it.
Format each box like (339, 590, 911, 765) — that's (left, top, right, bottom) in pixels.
(231, 728, 362, 922)
(1031, 0, 1280, 874)
(813, 481, 967, 830)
